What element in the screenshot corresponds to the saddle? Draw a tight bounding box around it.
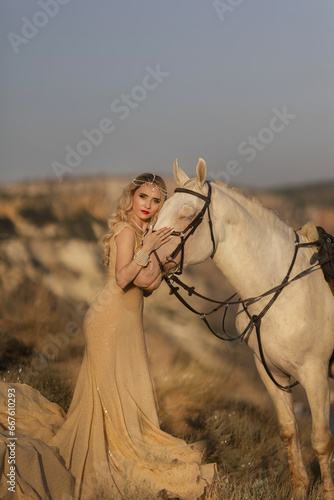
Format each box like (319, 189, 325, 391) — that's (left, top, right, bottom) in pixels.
(310, 226, 334, 296)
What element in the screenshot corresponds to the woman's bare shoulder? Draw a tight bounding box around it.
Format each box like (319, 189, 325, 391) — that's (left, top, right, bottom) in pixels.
(113, 221, 136, 239)
(115, 226, 135, 244)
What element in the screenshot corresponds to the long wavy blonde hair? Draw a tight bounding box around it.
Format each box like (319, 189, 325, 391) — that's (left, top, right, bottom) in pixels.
(103, 173, 167, 267)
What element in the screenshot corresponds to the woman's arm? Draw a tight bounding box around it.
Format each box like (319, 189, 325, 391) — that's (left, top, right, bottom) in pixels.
(142, 272, 163, 297)
(115, 226, 173, 290)
(133, 252, 162, 289)
(115, 228, 142, 289)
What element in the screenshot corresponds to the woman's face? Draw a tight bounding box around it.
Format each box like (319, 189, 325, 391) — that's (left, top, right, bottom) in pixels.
(132, 184, 162, 224)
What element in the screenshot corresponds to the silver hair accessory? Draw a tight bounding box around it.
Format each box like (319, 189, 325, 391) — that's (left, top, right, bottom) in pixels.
(132, 174, 167, 196)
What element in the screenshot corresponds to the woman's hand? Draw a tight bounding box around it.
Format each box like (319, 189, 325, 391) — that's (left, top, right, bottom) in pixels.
(141, 226, 173, 254)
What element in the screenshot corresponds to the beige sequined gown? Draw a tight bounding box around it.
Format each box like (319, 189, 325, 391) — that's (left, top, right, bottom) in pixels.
(0, 222, 216, 499)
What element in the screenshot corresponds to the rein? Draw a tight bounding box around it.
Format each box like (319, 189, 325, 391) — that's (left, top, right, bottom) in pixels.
(154, 182, 334, 393)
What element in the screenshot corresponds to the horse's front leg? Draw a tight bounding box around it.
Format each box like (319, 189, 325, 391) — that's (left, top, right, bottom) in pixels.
(254, 356, 309, 499)
(302, 366, 334, 500)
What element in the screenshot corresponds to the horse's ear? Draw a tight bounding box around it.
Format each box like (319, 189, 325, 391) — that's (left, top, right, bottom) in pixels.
(196, 158, 207, 187)
(173, 158, 189, 186)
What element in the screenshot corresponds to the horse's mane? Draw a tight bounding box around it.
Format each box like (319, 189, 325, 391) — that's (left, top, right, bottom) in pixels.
(212, 179, 290, 229)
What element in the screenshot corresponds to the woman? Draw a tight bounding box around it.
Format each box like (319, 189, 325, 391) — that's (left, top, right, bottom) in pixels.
(103, 172, 172, 293)
(0, 174, 216, 499)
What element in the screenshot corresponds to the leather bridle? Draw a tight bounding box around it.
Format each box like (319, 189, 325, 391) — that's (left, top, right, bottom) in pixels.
(151, 181, 334, 393)
(154, 181, 215, 275)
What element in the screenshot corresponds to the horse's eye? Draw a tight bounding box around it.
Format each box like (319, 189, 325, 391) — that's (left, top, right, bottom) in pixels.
(180, 206, 195, 220)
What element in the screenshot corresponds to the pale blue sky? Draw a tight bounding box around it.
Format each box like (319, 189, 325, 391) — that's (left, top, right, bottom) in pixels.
(1, 0, 333, 187)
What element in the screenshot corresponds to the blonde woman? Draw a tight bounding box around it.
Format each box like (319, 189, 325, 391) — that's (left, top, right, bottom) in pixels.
(0, 174, 216, 500)
(103, 172, 172, 293)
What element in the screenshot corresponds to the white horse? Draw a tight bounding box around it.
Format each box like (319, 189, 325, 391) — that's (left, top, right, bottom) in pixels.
(155, 158, 334, 499)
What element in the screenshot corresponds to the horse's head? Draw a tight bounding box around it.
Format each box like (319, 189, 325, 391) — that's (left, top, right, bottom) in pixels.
(156, 158, 217, 272)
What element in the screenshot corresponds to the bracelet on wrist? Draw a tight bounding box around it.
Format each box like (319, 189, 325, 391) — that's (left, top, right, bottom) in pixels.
(133, 249, 150, 267)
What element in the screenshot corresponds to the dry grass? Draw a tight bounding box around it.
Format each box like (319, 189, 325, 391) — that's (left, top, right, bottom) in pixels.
(152, 353, 325, 500)
(2, 176, 334, 498)
(0, 282, 328, 499)
(0, 280, 83, 410)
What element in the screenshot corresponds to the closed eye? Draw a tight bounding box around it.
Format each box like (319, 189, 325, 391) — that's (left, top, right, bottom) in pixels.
(179, 205, 196, 220)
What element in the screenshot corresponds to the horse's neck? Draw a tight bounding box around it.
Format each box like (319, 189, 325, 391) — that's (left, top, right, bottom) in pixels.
(212, 185, 296, 298)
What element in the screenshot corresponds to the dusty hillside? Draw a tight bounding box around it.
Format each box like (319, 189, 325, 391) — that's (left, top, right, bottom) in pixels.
(1, 175, 334, 372)
(1, 174, 333, 403)
(1, 176, 333, 302)
(1, 176, 333, 498)
(253, 181, 334, 234)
